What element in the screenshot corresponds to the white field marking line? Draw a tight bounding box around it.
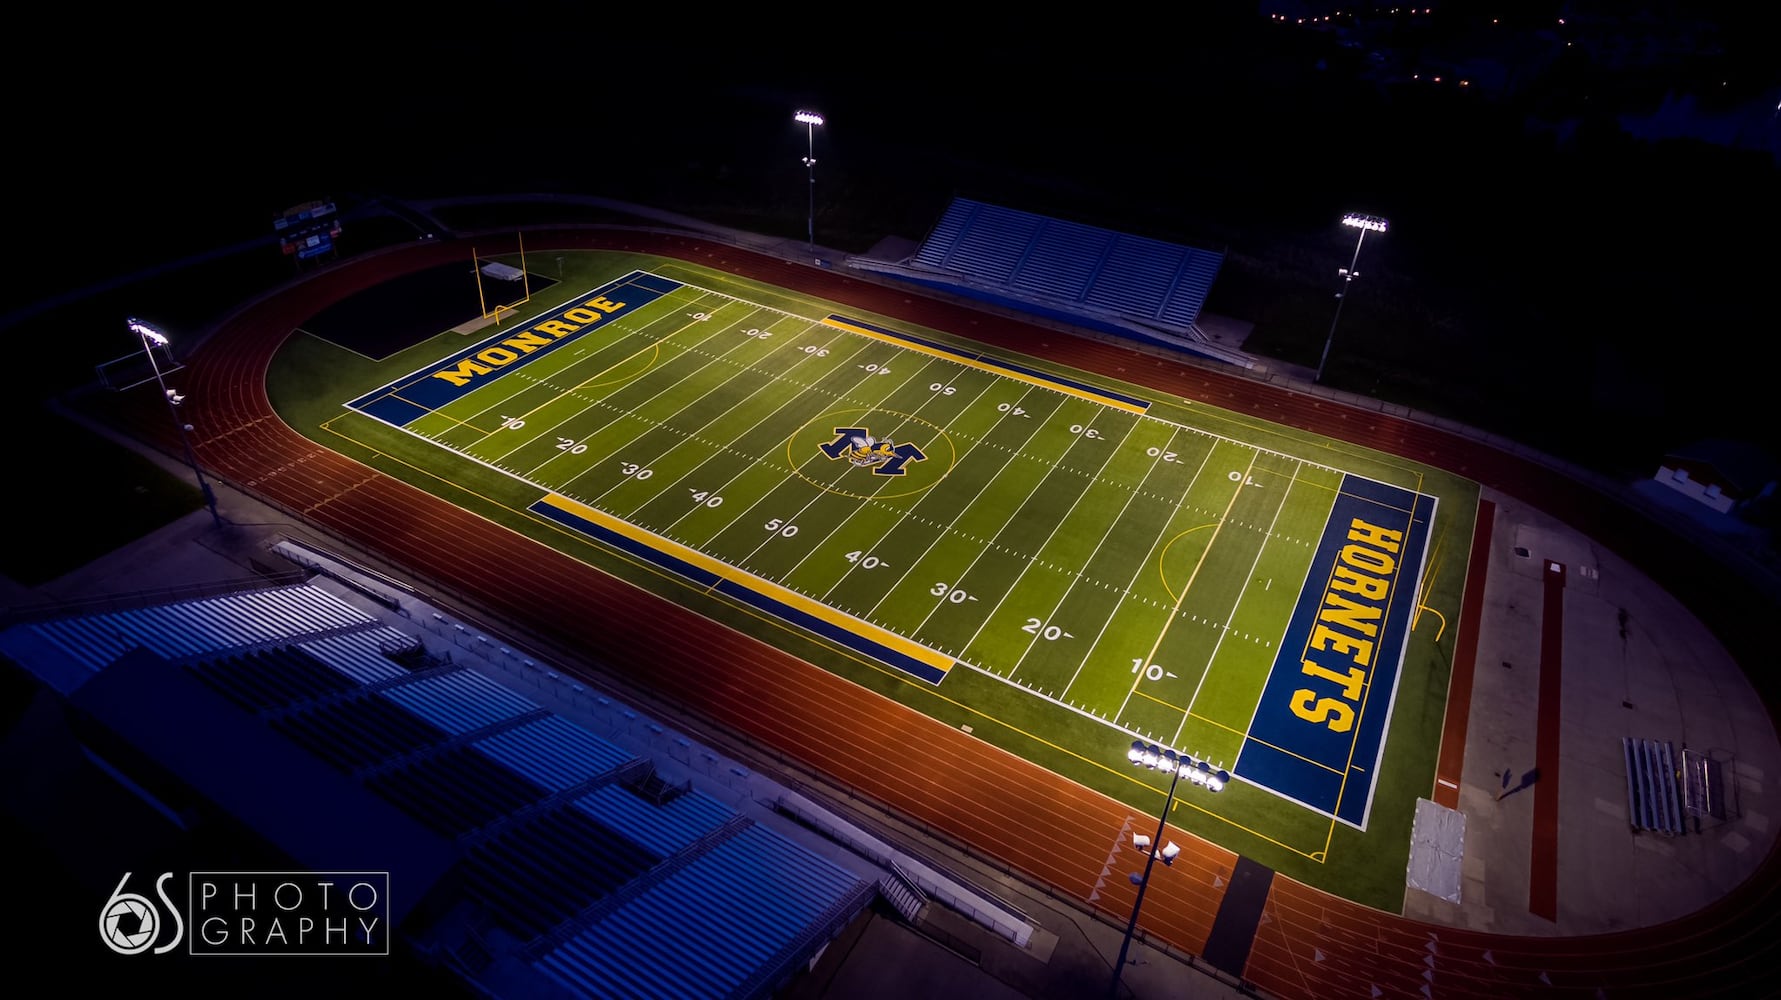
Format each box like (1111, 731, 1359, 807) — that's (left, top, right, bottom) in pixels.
(1115, 446, 1263, 722)
(613, 325, 903, 534)
(666, 350, 952, 555)
(1229, 476, 1429, 833)
(564, 314, 849, 519)
(1057, 424, 1208, 701)
(948, 403, 1131, 663)
(855, 383, 1059, 620)
(458, 270, 1356, 486)
(519, 302, 780, 481)
(518, 303, 804, 484)
(873, 389, 1089, 629)
(999, 416, 1160, 682)
(809, 375, 1034, 608)
(1173, 456, 1304, 749)
(951, 656, 1194, 751)
(358, 274, 694, 406)
(450, 287, 720, 458)
(1233, 470, 1341, 749)
(767, 360, 996, 587)
(580, 322, 869, 517)
(476, 292, 739, 465)
(579, 314, 915, 516)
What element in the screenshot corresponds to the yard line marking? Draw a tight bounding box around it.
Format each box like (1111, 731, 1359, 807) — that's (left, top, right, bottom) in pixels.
(949, 403, 1130, 665)
(518, 301, 775, 480)
(856, 384, 1059, 620)
(1003, 417, 1160, 682)
(625, 325, 895, 534)
(1115, 447, 1262, 722)
(1173, 456, 1304, 748)
(723, 354, 964, 569)
(778, 365, 1001, 588)
(1057, 424, 1209, 700)
(575, 319, 863, 514)
(473, 288, 729, 460)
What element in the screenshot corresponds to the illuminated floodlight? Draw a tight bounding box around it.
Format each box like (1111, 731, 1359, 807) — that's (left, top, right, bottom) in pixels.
(1316, 212, 1390, 384)
(128, 317, 168, 346)
(128, 317, 220, 528)
(1112, 739, 1226, 995)
(1342, 212, 1389, 233)
(794, 110, 825, 250)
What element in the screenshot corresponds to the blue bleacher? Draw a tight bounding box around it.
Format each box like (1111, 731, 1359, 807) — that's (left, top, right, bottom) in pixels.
(904, 197, 1224, 339)
(535, 823, 872, 999)
(473, 715, 638, 792)
(378, 667, 539, 736)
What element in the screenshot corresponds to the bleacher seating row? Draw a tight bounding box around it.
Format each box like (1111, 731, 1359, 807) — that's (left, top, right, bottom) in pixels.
(379, 666, 541, 735)
(1, 576, 877, 997)
(537, 822, 875, 999)
(18, 584, 376, 674)
(908, 197, 1225, 334)
(1625, 737, 1686, 835)
(463, 805, 660, 937)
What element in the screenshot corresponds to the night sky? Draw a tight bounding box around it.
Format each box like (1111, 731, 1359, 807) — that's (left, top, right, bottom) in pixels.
(10, 3, 1780, 472)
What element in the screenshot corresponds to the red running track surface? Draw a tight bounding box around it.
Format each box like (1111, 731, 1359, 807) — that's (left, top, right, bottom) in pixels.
(115, 231, 1780, 999)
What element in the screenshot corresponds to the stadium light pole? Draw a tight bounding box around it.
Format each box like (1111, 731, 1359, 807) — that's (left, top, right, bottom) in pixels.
(1315, 212, 1389, 385)
(1110, 741, 1229, 999)
(128, 318, 221, 528)
(795, 110, 824, 251)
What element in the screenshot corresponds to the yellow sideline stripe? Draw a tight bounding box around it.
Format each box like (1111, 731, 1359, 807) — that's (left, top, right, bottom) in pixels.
(538, 493, 951, 674)
(821, 317, 1148, 414)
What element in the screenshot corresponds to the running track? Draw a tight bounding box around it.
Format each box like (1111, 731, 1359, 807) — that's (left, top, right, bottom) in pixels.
(110, 230, 1781, 998)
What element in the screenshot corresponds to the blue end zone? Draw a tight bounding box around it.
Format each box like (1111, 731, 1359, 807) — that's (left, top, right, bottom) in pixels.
(528, 498, 949, 685)
(830, 315, 1151, 411)
(345, 271, 683, 428)
(1237, 476, 1435, 827)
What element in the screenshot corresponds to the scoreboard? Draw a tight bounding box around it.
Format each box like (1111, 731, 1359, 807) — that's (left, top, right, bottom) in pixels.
(275, 200, 341, 260)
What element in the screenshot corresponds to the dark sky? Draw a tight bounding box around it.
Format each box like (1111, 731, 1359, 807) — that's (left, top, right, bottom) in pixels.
(12, 5, 1777, 369)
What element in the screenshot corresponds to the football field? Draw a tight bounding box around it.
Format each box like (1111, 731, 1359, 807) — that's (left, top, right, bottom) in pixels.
(287, 254, 1474, 905)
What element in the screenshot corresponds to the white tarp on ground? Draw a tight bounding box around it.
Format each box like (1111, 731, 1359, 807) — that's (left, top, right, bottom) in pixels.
(479, 261, 526, 281)
(1406, 797, 1466, 903)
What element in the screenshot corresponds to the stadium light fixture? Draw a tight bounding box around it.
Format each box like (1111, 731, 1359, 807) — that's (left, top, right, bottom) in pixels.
(795, 110, 824, 251)
(129, 318, 221, 529)
(1110, 740, 1229, 999)
(1315, 212, 1389, 385)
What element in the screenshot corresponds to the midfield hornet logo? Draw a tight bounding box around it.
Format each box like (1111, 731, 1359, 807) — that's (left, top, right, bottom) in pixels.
(819, 427, 927, 476)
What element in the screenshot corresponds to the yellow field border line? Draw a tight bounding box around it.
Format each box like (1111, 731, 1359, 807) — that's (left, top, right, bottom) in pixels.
(822, 316, 1150, 414)
(537, 492, 952, 676)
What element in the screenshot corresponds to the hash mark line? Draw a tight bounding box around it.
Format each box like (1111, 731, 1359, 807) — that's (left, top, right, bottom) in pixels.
(468, 288, 727, 461)
(1002, 416, 1158, 682)
(1115, 447, 1263, 723)
(950, 403, 1131, 667)
(521, 301, 774, 481)
(857, 384, 1059, 620)
(1174, 455, 1303, 748)
(1056, 423, 1205, 701)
